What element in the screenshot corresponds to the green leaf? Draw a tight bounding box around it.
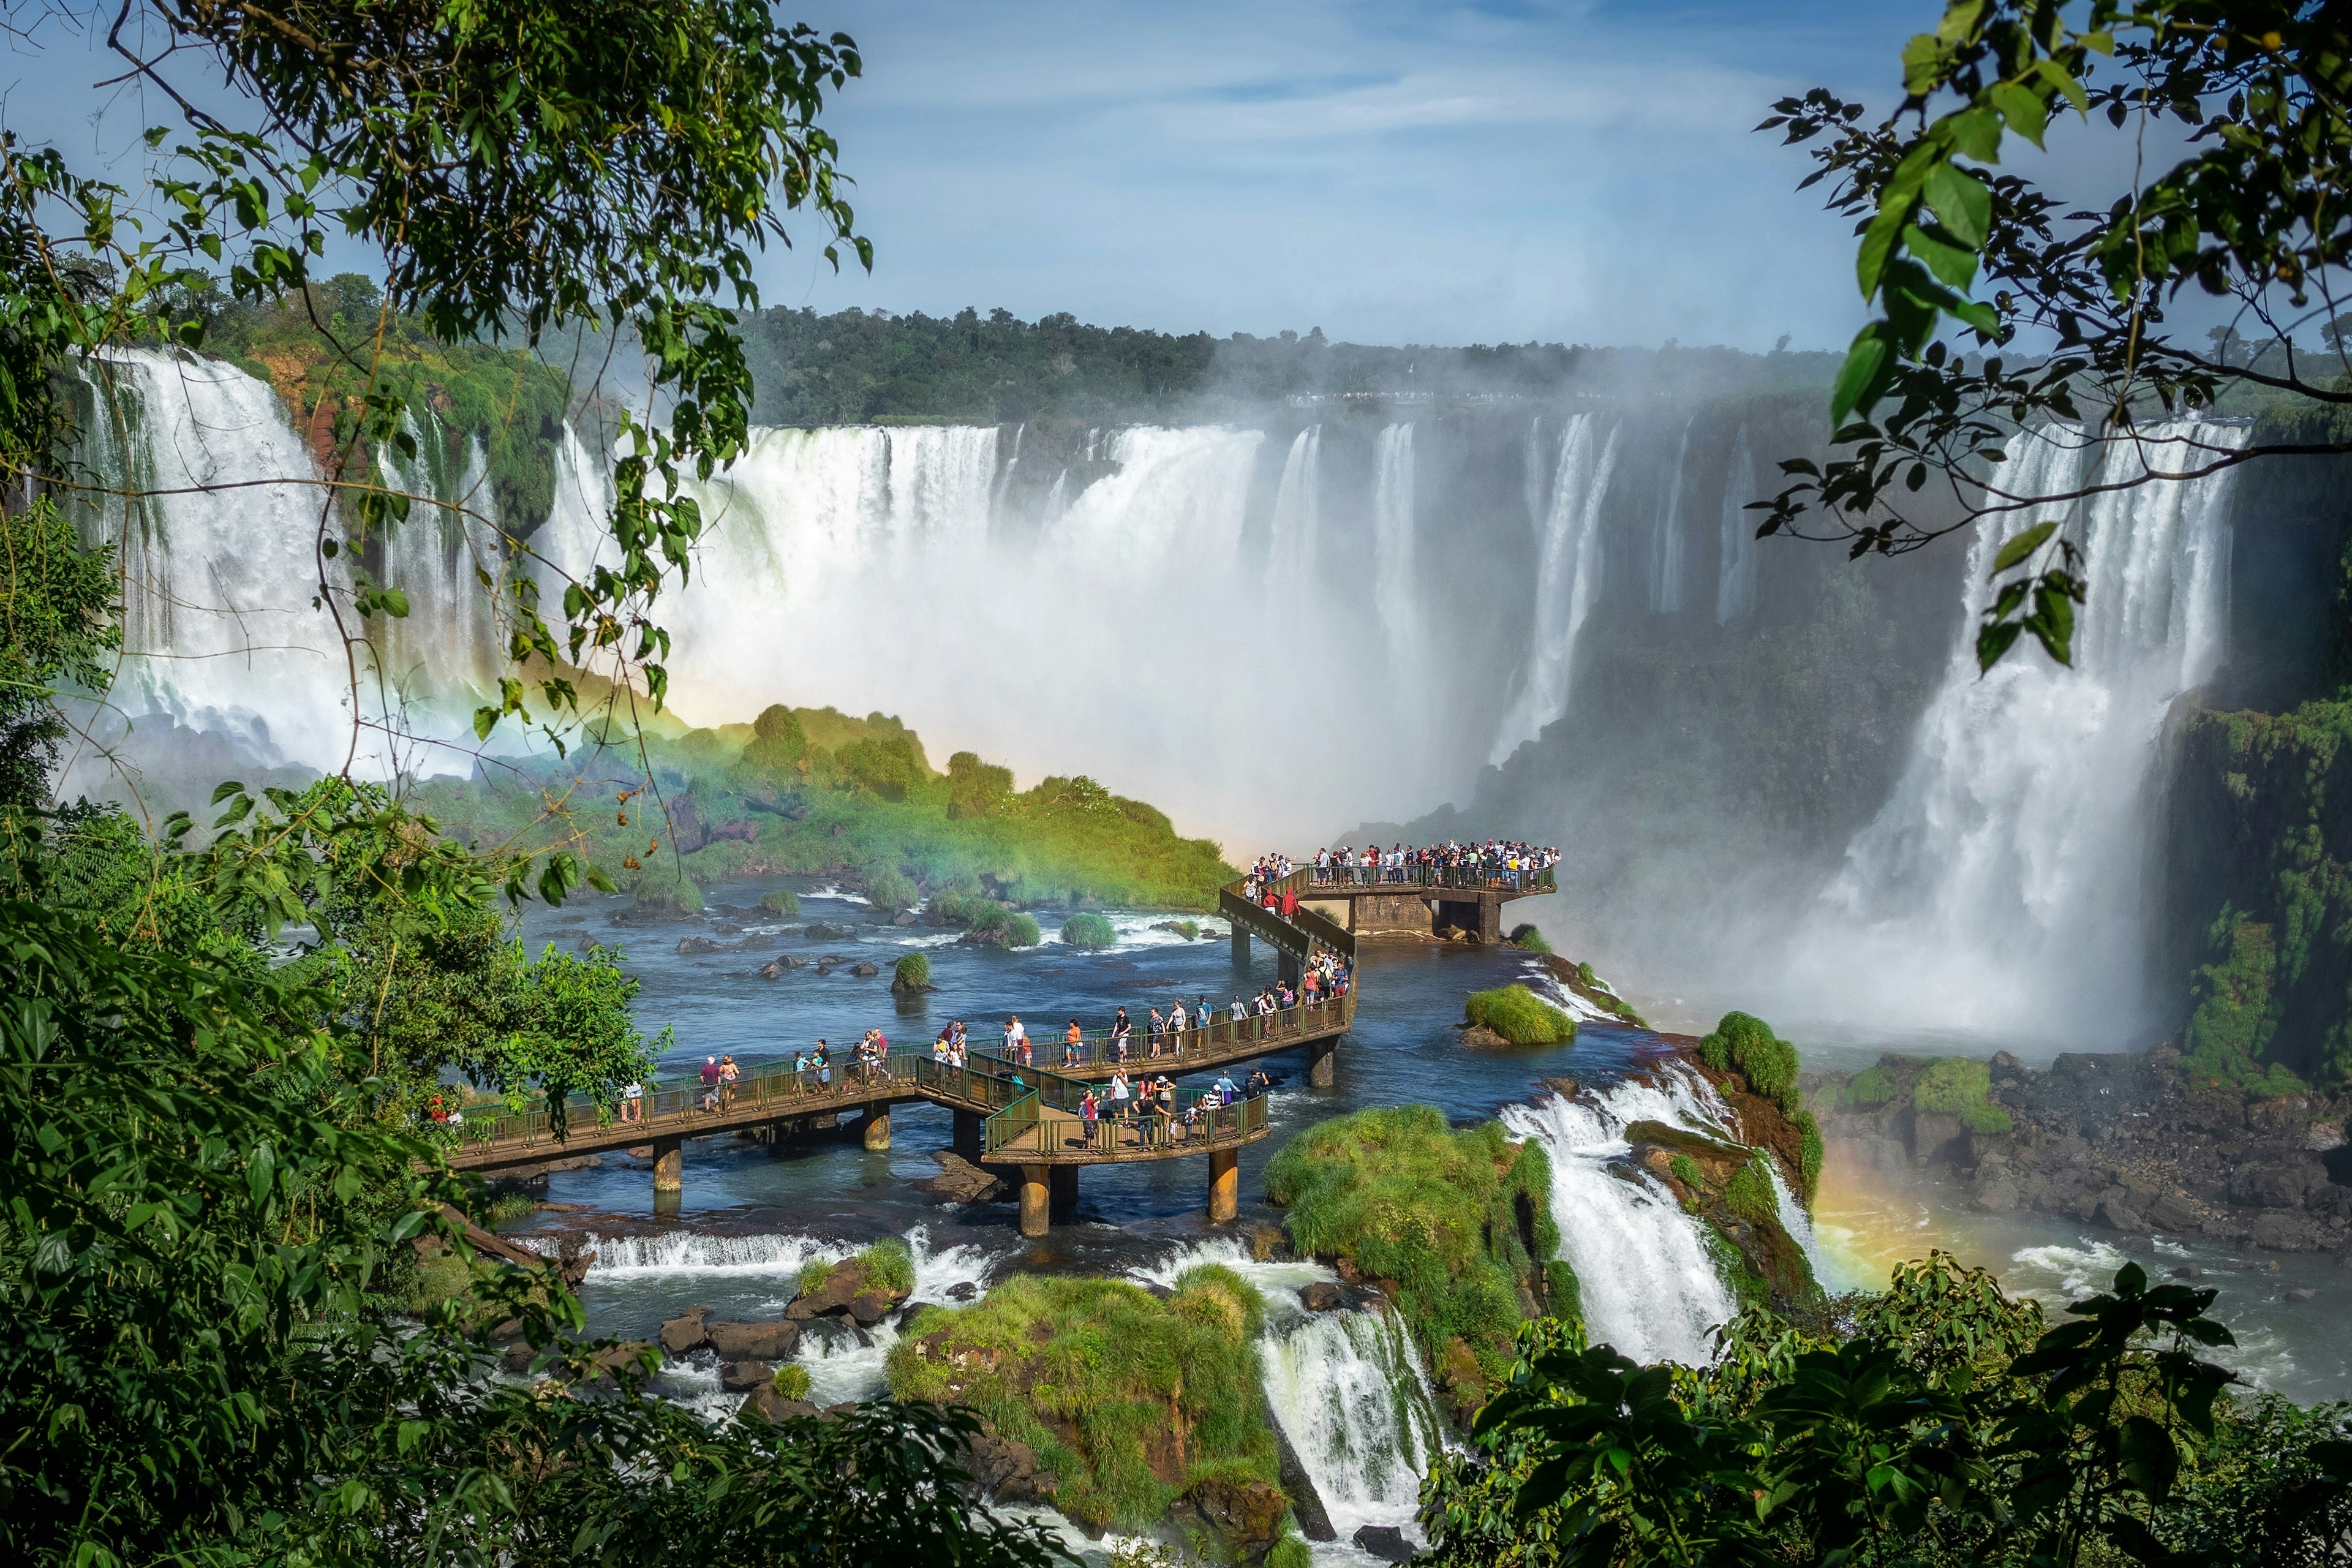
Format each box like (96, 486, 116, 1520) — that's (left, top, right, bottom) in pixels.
(1923, 164, 1992, 247)
(1903, 222, 1980, 290)
(1989, 81, 2049, 148)
(1831, 325, 1892, 425)
(1991, 521, 2058, 575)
(1976, 620, 2023, 671)
(2119, 1414, 2178, 1499)
(209, 780, 247, 805)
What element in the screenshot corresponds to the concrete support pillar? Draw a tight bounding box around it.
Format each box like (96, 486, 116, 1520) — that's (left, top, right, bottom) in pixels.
(765, 1118, 793, 1157)
(1308, 1035, 1337, 1088)
(861, 1109, 891, 1151)
(1231, 925, 1250, 966)
(1049, 1164, 1079, 1216)
(1019, 1164, 1050, 1238)
(1478, 893, 1502, 944)
(1208, 1148, 1239, 1223)
(1278, 947, 1300, 986)
(652, 1136, 682, 1215)
(952, 1109, 983, 1156)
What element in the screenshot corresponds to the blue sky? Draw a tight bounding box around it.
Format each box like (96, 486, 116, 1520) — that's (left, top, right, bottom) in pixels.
(7, 1, 1948, 349)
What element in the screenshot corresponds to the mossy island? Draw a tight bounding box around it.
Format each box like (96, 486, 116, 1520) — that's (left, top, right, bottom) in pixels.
(1461, 983, 1575, 1047)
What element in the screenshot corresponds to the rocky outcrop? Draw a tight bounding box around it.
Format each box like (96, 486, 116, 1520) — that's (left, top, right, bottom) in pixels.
(957, 1429, 1060, 1505)
(1806, 1046, 2352, 1257)
(1298, 1281, 1345, 1311)
(720, 1359, 774, 1392)
(916, 1150, 1009, 1203)
(784, 1259, 911, 1323)
(1166, 1477, 1287, 1563)
(658, 1305, 712, 1354)
(1353, 1526, 1415, 1564)
(850, 960, 880, 978)
(739, 1385, 821, 1423)
(756, 954, 807, 979)
(706, 1319, 801, 1359)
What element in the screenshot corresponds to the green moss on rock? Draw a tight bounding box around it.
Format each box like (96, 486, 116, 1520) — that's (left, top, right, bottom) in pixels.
(1061, 911, 1117, 949)
(1463, 984, 1575, 1046)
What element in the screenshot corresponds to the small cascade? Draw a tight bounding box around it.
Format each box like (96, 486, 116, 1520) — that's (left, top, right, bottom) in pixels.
(1267, 425, 1323, 590)
(578, 1229, 840, 1278)
(1491, 413, 1621, 764)
(1129, 1239, 1446, 1550)
(1650, 417, 1692, 614)
(1763, 1160, 1848, 1293)
(1523, 413, 1548, 534)
(374, 417, 504, 701)
(1714, 424, 1755, 625)
(1803, 420, 2248, 1037)
(1501, 1067, 1740, 1365)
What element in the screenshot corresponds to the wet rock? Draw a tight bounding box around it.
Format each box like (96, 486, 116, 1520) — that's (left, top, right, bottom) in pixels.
(1460, 1023, 1513, 1050)
(739, 1385, 820, 1423)
(850, 960, 880, 978)
(1298, 1281, 1346, 1312)
(1167, 1476, 1287, 1563)
(918, 1151, 1010, 1204)
(946, 1281, 979, 1301)
(500, 1340, 538, 1374)
(2287, 1286, 2318, 1302)
(676, 935, 724, 955)
(805, 922, 849, 940)
(1352, 1526, 1415, 1564)
(787, 1261, 871, 1320)
(658, 1305, 712, 1354)
(720, 1359, 773, 1392)
(704, 1319, 801, 1359)
(959, 1430, 1059, 1504)
(846, 1289, 892, 1326)
(756, 955, 808, 979)
(2233, 1159, 2322, 1209)
(1973, 1180, 2018, 1214)
(2096, 1198, 2147, 1234)
(2170, 1261, 2204, 1280)
(892, 910, 919, 927)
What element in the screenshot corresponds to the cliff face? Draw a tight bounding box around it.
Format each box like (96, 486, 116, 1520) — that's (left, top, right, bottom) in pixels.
(1806, 1047, 2352, 1257)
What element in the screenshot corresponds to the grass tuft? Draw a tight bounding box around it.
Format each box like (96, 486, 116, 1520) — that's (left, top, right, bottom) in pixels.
(1061, 912, 1117, 949)
(1464, 984, 1575, 1046)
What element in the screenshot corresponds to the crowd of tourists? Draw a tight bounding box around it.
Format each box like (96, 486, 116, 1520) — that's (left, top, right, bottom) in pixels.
(1075, 1065, 1272, 1140)
(1241, 839, 1559, 894)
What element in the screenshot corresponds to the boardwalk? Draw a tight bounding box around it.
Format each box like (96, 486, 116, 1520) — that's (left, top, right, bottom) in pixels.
(437, 884, 1366, 1234)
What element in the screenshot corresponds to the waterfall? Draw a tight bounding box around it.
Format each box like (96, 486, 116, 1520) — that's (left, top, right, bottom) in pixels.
(1267, 425, 1322, 589)
(1500, 1067, 1740, 1365)
(1261, 1297, 1446, 1543)
(1372, 423, 1419, 670)
(74, 352, 373, 773)
(1133, 1240, 1446, 1547)
(1523, 414, 1548, 533)
(1801, 420, 2247, 1038)
(1651, 418, 1691, 614)
(374, 419, 504, 702)
(1714, 424, 1756, 625)
(1490, 413, 1621, 764)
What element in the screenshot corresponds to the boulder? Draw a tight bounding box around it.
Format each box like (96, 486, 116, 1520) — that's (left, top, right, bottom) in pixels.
(704, 1319, 801, 1359)
(917, 1151, 1010, 1204)
(1972, 1180, 2018, 1214)
(720, 1360, 774, 1392)
(1460, 1023, 1512, 1050)
(850, 961, 880, 978)
(2148, 1193, 2203, 1232)
(787, 1261, 871, 1320)
(677, 936, 724, 956)
(946, 1281, 979, 1302)
(1353, 1526, 1416, 1564)
(739, 1385, 821, 1423)
(959, 1430, 1059, 1504)
(846, 1289, 893, 1326)
(1168, 1476, 1287, 1564)
(1298, 1281, 1346, 1312)
(805, 922, 848, 940)
(2095, 1197, 2147, 1234)
(892, 910, 919, 927)
(756, 955, 809, 979)
(658, 1305, 712, 1354)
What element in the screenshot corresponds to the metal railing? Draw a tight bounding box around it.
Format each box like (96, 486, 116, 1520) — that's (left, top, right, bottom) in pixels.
(986, 1078, 1270, 1158)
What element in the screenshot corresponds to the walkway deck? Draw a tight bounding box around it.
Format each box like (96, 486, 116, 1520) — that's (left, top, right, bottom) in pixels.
(438, 876, 1365, 1234)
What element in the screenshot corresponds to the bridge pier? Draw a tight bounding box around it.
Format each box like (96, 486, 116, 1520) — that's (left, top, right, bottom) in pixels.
(1019, 1164, 1050, 1238)
(652, 1136, 682, 1215)
(1278, 948, 1300, 986)
(952, 1109, 983, 1156)
(1207, 1147, 1239, 1223)
(1307, 1034, 1338, 1088)
(1231, 925, 1249, 965)
(1049, 1164, 1079, 1217)
(861, 1109, 891, 1151)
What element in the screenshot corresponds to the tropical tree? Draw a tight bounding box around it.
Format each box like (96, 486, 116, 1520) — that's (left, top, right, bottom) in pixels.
(1760, 2, 2352, 669)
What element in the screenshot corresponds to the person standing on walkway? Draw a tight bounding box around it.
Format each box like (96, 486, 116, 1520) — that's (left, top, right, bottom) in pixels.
(620, 1079, 644, 1125)
(718, 1054, 740, 1110)
(1112, 1007, 1132, 1063)
(1064, 1019, 1084, 1068)
(815, 1042, 831, 1089)
(699, 1056, 722, 1112)
(1005, 1015, 1027, 1065)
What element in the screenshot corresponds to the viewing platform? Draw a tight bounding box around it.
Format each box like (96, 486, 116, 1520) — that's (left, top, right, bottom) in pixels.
(439, 880, 1363, 1235)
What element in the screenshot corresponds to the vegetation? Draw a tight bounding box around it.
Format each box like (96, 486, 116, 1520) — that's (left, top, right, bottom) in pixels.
(893, 952, 932, 990)
(0, 499, 119, 812)
(1263, 1107, 1563, 1409)
(1509, 923, 1555, 954)
(1762, 4, 2352, 674)
(1422, 1252, 2352, 1568)
(854, 1237, 916, 1298)
(772, 1362, 813, 1402)
(1060, 912, 1117, 949)
(1667, 1155, 1705, 1193)
(1465, 985, 1577, 1047)
(1913, 1056, 2015, 1137)
(760, 888, 802, 918)
(1699, 1010, 1826, 1200)
(1842, 1063, 1898, 1107)
(887, 1268, 1280, 1535)
(414, 712, 1231, 914)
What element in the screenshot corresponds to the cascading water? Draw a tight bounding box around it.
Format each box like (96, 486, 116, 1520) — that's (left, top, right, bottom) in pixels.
(1714, 424, 1756, 624)
(374, 419, 505, 703)
(1649, 418, 1691, 615)
(1795, 420, 2248, 1040)
(1491, 413, 1621, 764)
(1371, 423, 1420, 677)
(1268, 425, 1323, 593)
(1131, 1239, 1447, 1550)
(1500, 1067, 1740, 1365)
